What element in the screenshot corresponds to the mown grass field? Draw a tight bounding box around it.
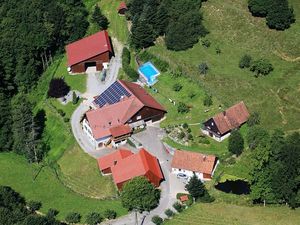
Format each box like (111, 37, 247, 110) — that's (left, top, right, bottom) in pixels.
(164, 202, 300, 225)
(149, 0, 300, 132)
(0, 153, 126, 220)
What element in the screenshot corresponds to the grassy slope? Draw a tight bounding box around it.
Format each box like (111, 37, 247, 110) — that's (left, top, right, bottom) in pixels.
(149, 0, 300, 132)
(0, 153, 126, 220)
(164, 202, 300, 225)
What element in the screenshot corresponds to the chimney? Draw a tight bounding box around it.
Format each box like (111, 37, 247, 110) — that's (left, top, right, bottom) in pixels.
(114, 160, 117, 165)
(223, 111, 226, 116)
(203, 155, 206, 161)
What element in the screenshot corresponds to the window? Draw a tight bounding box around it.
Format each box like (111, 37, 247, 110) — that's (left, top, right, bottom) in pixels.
(179, 169, 181, 171)
(137, 115, 141, 120)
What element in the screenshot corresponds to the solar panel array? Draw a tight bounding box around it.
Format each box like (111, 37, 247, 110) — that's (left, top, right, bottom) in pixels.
(93, 81, 132, 107)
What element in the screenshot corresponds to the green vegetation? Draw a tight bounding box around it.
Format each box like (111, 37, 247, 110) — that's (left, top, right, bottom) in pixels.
(48, 78, 70, 98)
(149, 0, 300, 132)
(228, 130, 244, 156)
(91, 5, 109, 30)
(0, 153, 126, 220)
(164, 202, 300, 225)
(85, 212, 103, 225)
(151, 215, 163, 225)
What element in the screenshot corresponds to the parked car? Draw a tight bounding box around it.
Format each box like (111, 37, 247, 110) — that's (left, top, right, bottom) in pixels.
(177, 173, 188, 179)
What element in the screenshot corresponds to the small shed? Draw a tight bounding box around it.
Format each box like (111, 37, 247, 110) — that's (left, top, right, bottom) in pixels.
(179, 195, 189, 203)
(117, 1, 128, 15)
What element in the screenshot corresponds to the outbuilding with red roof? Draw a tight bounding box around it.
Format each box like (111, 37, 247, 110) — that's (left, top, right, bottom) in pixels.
(171, 150, 218, 181)
(66, 30, 113, 73)
(117, 1, 128, 15)
(202, 101, 250, 142)
(97, 148, 164, 190)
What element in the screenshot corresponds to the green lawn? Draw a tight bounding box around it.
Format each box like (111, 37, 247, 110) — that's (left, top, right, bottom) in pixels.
(149, 0, 300, 132)
(164, 202, 300, 225)
(0, 153, 127, 220)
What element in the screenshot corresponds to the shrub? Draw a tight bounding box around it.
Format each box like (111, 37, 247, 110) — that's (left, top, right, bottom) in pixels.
(86, 212, 103, 225)
(239, 54, 252, 69)
(203, 93, 213, 106)
(151, 215, 163, 225)
(198, 191, 215, 203)
(173, 83, 183, 92)
(250, 58, 273, 77)
(65, 212, 81, 224)
(182, 123, 188, 129)
(173, 202, 183, 212)
(187, 134, 193, 140)
(63, 117, 70, 123)
(247, 112, 261, 127)
(72, 91, 78, 105)
(57, 109, 65, 117)
(177, 102, 189, 113)
(46, 208, 59, 218)
(123, 65, 139, 81)
(201, 39, 211, 48)
(27, 201, 42, 212)
(188, 91, 196, 99)
(187, 128, 191, 133)
(48, 78, 70, 98)
(199, 62, 209, 75)
(266, 3, 295, 30)
(103, 209, 117, 219)
(164, 209, 174, 218)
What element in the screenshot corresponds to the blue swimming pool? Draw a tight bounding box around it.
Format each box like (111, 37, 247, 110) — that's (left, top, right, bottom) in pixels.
(138, 62, 160, 86)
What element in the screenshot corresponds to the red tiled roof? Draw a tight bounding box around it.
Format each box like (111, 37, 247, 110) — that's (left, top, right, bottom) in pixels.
(111, 148, 164, 186)
(66, 31, 112, 66)
(119, 80, 166, 112)
(97, 149, 133, 171)
(86, 97, 143, 139)
(109, 124, 132, 138)
(180, 195, 189, 202)
(171, 150, 217, 175)
(117, 1, 127, 11)
(213, 101, 249, 134)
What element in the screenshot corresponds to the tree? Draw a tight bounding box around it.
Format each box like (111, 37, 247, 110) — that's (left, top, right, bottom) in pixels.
(248, 0, 271, 17)
(203, 93, 212, 106)
(228, 130, 244, 156)
(72, 91, 78, 105)
(103, 209, 117, 219)
(120, 177, 160, 212)
(250, 58, 273, 77)
(239, 54, 252, 69)
(247, 112, 260, 127)
(0, 91, 13, 151)
(177, 102, 189, 114)
(91, 5, 109, 30)
(151, 215, 163, 225)
(27, 201, 42, 212)
(65, 212, 81, 224)
(164, 209, 174, 218)
(185, 175, 206, 200)
(199, 63, 209, 75)
(247, 126, 269, 149)
(85, 212, 103, 225)
(266, 0, 295, 30)
(46, 208, 59, 218)
(48, 78, 70, 98)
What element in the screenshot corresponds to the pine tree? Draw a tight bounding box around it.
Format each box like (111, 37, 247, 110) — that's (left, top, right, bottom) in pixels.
(91, 5, 109, 30)
(185, 175, 206, 200)
(0, 90, 13, 151)
(154, 3, 169, 35)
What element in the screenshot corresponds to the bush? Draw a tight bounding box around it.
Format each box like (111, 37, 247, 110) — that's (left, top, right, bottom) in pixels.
(48, 78, 70, 98)
(199, 62, 209, 75)
(65, 212, 81, 224)
(46, 208, 59, 218)
(164, 209, 174, 218)
(27, 201, 42, 212)
(72, 91, 78, 105)
(198, 191, 215, 203)
(63, 117, 70, 123)
(177, 102, 189, 113)
(187, 133, 193, 140)
(239, 54, 252, 69)
(151, 215, 163, 225)
(182, 123, 188, 129)
(266, 3, 295, 30)
(103, 209, 117, 219)
(203, 93, 213, 106)
(173, 202, 183, 212)
(247, 112, 260, 127)
(228, 130, 244, 156)
(173, 83, 183, 92)
(201, 39, 211, 48)
(187, 128, 191, 133)
(57, 109, 65, 117)
(86, 212, 103, 225)
(122, 47, 131, 68)
(250, 58, 273, 77)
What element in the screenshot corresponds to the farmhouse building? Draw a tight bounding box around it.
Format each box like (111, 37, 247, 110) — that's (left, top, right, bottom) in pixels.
(66, 30, 113, 73)
(117, 1, 128, 15)
(171, 150, 218, 181)
(82, 80, 166, 148)
(97, 148, 164, 190)
(202, 101, 250, 142)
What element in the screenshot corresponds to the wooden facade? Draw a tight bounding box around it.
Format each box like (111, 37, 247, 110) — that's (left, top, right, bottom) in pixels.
(70, 51, 111, 73)
(129, 106, 166, 124)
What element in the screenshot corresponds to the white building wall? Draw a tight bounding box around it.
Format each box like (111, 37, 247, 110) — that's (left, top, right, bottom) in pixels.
(201, 129, 231, 142)
(171, 168, 204, 181)
(82, 119, 97, 147)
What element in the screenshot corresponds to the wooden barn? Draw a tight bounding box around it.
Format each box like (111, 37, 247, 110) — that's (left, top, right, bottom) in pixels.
(66, 31, 113, 74)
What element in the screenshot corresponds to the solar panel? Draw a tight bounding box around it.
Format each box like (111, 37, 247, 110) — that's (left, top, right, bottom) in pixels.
(93, 81, 131, 107)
